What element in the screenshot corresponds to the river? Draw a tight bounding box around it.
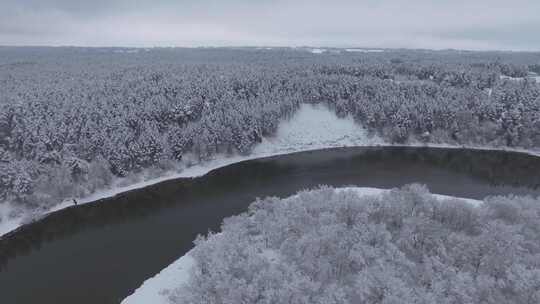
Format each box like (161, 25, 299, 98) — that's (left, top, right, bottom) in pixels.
(1, 147, 540, 304)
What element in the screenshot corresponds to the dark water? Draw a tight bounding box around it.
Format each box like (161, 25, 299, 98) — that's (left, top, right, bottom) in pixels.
(1, 147, 540, 304)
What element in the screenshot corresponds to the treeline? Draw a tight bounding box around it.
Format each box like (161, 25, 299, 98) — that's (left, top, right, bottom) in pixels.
(0, 47, 539, 212)
(170, 185, 540, 304)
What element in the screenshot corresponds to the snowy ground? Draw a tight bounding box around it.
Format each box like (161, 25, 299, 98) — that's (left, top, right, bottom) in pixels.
(121, 253, 195, 304)
(121, 186, 482, 304)
(1, 102, 539, 238)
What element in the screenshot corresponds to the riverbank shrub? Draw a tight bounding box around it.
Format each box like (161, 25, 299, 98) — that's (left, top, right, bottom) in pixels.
(169, 185, 540, 304)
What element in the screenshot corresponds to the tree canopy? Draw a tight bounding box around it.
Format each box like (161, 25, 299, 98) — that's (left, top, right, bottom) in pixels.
(170, 185, 540, 304)
(1, 47, 539, 212)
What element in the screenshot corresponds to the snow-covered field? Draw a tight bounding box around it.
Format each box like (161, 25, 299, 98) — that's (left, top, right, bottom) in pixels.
(121, 186, 482, 304)
(1, 103, 539, 238)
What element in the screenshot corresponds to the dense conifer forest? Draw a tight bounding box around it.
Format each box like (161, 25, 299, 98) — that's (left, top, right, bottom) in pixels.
(1, 47, 539, 212)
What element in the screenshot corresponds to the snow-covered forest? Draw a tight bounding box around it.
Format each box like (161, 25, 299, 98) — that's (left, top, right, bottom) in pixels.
(1, 47, 540, 214)
(169, 185, 540, 304)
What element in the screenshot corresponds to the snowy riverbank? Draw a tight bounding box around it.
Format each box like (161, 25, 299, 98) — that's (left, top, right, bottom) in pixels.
(121, 186, 482, 304)
(0, 103, 379, 237)
(1, 103, 539, 238)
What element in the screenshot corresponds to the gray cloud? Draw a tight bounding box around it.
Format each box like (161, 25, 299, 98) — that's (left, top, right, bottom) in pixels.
(0, 0, 539, 50)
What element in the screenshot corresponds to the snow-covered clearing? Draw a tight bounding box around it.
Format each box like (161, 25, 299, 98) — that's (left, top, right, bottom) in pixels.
(121, 186, 482, 304)
(252, 103, 382, 154)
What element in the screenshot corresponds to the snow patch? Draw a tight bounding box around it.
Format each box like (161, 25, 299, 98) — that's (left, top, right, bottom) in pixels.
(252, 103, 382, 155)
(310, 48, 326, 54)
(345, 48, 384, 53)
(0, 203, 17, 237)
(121, 254, 195, 304)
(339, 187, 482, 207)
(122, 187, 482, 304)
(113, 49, 140, 54)
(500, 75, 540, 82)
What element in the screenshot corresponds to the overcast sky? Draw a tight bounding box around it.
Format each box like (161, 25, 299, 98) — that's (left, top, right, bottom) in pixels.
(1, 0, 539, 51)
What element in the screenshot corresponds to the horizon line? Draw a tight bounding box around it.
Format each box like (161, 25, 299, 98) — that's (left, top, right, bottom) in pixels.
(1, 44, 539, 53)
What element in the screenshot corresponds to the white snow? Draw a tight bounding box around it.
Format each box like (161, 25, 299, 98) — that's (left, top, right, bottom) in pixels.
(340, 187, 482, 207)
(345, 48, 384, 53)
(500, 75, 523, 81)
(113, 49, 140, 54)
(310, 48, 326, 54)
(121, 253, 195, 304)
(121, 186, 482, 304)
(500, 75, 540, 82)
(0, 203, 17, 237)
(252, 103, 382, 155)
